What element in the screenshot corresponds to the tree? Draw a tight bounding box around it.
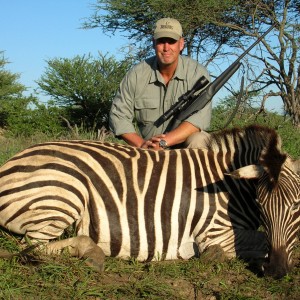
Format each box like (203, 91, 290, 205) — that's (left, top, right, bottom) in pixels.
(82, 0, 240, 61)
(215, 0, 300, 127)
(0, 51, 65, 136)
(2, 97, 64, 137)
(83, 0, 300, 127)
(0, 52, 25, 102)
(37, 53, 132, 131)
(0, 51, 26, 127)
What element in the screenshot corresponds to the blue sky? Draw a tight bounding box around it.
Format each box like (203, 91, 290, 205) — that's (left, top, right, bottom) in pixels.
(1, 1, 127, 96)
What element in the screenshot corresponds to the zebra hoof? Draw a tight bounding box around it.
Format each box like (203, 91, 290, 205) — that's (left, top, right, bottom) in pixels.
(85, 257, 105, 273)
(83, 248, 105, 273)
(200, 245, 226, 263)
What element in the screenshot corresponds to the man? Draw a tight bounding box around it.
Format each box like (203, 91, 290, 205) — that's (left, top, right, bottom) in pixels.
(109, 17, 211, 150)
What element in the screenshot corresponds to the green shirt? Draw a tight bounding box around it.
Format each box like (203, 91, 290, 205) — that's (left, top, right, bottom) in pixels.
(109, 55, 211, 140)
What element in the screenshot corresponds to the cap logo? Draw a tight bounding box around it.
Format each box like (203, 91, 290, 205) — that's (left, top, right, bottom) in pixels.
(160, 22, 173, 30)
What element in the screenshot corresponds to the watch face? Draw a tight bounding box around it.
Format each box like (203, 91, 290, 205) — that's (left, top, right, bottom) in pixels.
(159, 140, 168, 148)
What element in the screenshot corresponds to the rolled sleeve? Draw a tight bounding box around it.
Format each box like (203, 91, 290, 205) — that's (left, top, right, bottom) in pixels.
(109, 71, 137, 136)
(185, 100, 212, 130)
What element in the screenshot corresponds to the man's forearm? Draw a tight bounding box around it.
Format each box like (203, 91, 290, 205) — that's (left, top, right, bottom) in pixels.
(121, 132, 145, 148)
(162, 121, 199, 147)
(122, 132, 164, 150)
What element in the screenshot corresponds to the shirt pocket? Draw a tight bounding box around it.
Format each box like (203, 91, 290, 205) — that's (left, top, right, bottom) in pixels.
(134, 98, 159, 124)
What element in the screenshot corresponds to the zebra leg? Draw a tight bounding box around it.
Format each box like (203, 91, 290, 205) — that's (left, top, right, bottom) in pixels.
(43, 236, 105, 272)
(200, 244, 227, 263)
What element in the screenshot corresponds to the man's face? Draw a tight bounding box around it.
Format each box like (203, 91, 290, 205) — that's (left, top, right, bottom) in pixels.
(154, 37, 184, 67)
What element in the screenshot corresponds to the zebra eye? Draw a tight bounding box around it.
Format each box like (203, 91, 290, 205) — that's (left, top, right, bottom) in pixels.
(291, 201, 300, 215)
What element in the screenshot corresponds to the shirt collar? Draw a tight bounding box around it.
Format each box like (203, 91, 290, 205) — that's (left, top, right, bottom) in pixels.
(149, 56, 185, 84)
(173, 56, 185, 80)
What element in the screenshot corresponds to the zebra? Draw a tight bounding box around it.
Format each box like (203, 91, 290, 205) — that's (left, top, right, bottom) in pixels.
(0, 125, 299, 278)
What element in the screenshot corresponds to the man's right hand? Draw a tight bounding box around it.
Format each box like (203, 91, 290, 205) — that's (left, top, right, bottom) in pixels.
(121, 132, 166, 150)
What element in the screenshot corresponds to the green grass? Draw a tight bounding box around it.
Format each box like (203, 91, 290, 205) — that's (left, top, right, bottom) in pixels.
(0, 230, 299, 299)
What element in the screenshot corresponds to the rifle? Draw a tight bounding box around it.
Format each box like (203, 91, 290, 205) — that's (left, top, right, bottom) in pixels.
(154, 24, 275, 131)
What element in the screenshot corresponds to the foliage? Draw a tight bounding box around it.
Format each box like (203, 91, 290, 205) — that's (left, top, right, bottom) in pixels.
(37, 53, 132, 131)
(82, 0, 240, 60)
(0, 52, 25, 100)
(0, 52, 122, 140)
(2, 98, 66, 138)
(0, 52, 66, 138)
(0, 51, 29, 128)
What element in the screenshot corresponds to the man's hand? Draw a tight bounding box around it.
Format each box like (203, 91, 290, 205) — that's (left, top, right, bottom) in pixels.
(121, 132, 165, 150)
(141, 134, 166, 150)
(149, 122, 200, 150)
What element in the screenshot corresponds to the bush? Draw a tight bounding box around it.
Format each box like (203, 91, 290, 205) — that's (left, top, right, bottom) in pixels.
(37, 53, 132, 131)
(3, 97, 66, 138)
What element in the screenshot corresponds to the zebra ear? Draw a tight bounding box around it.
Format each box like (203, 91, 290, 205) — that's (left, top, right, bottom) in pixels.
(225, 165, 264, 179)
(259, 146, 287, 183)
(289, 159, 300, 176)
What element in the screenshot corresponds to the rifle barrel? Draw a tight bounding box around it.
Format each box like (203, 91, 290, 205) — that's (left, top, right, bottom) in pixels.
(169, 24, 275, 128)
(236, 24, 275, 62)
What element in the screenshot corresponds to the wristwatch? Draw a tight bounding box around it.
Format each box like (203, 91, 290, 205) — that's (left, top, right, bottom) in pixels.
(159, 139, 169, 149)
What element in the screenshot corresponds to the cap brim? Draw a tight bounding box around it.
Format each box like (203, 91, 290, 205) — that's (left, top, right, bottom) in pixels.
(153, 32, 181, 41)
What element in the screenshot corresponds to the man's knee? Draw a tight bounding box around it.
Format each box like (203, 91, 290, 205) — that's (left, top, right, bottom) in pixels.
(184, 131, 210, 149)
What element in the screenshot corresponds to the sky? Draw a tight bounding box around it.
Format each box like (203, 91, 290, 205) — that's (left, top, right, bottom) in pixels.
(1, 1, 283, 112)
(1, 1, 127, 97)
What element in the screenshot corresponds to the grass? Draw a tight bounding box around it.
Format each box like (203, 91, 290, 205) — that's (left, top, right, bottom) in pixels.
(0, 127, 299, 299)
(0, 230, 299, 299)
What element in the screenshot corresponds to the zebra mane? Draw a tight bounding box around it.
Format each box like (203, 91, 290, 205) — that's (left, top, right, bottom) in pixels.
(208, 125, 287, 183)
(208, 125, 278, 151)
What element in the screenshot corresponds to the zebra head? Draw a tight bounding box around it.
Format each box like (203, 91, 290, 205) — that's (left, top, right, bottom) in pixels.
(228, 135, 300, 279)
(258, 154, 300, 279)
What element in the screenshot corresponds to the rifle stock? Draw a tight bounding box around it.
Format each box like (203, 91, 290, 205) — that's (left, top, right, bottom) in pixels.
(156, 24, 275, 132)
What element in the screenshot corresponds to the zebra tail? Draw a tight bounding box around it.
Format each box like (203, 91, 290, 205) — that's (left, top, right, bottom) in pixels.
(0, 244, 40, 259)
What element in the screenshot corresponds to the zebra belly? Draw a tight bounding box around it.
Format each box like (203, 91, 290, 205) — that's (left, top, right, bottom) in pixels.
(86, 192, 200, 261)
(96, 235, 197, 261)
(88, 206, 198, 261)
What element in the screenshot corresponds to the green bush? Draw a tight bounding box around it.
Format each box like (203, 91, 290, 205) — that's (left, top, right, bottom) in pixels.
(2, 98, 66, 138)
(37, 53, 132, 131)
